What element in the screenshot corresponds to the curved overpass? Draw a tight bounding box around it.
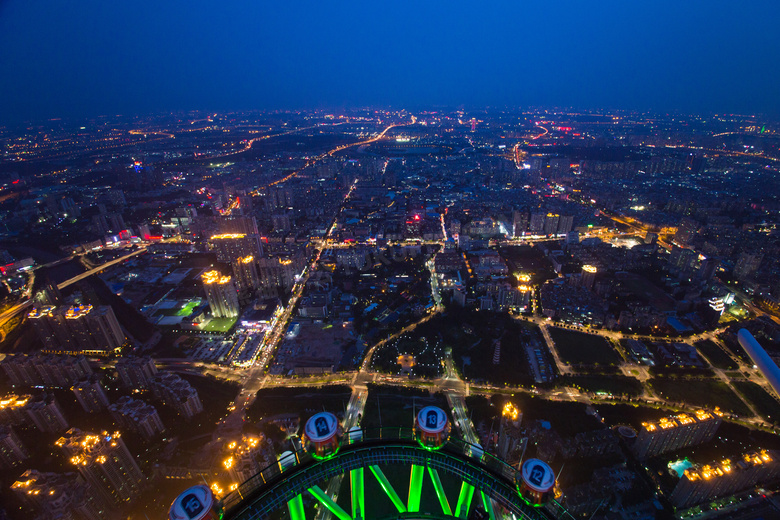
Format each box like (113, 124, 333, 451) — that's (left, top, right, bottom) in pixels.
(222, 430, 555, 520)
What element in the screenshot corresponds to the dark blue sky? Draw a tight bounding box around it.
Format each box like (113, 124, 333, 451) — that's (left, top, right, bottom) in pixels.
(1, 0, 779, 122)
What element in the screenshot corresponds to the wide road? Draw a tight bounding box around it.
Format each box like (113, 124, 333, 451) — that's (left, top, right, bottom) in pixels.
(56, 247, 148, 290)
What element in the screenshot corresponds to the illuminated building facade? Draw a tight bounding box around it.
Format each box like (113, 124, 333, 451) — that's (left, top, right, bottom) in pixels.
(633, 410, 721, 459)
(0, 425, 29, 468)
(56, 428, 144, 506)
(202, 270, 240, 318)
(497, 402, 523, 463)
(0, 394, 31, 426)
(581, 265, 597, 290)
(223, 435, 268, 484)
(115, 356, 158, 388)
(208, 233, 263, 263)
(12, 470, 108, 520)
(232, 255, 261, 295)
(72, 378, 110, 413)
(670, 450, 780, 509)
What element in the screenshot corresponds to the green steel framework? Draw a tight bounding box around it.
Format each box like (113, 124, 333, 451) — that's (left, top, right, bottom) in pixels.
(221, 428, 556, 520)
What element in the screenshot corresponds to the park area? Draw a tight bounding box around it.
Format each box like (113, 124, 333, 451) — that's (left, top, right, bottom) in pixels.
(732, 381, 780, 424)
(548, 327, 622, 366)
(694, 340, 739, 370)
(649, 377, 752, 416)
(558, 375, 644, 397)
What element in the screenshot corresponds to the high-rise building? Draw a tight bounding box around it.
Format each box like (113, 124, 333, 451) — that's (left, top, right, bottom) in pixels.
(72, 377, 110, 413)
(733, 253, 763, 281)
(256, 255, 306, 298)
(633, 410, 722, 459)
(28, 306, 73, 351)
(1, 353, 92, 387)
(108, 396, 165, 441)
(512, 210, 529, 237)
(84, 306, 126, 352)
(529, 213, 546, 235)
(232, 255, 261, 295)
(557, 215, 574, 235)
(669, 246, 697, 274)
(115, 357, 158, 388)
(0, 394, 31, 426)
(497, 402, 523, 463)
(201, 270, 240, 318)
(25, 393, 69, 433)
(0, 425, 29, 468)
(674, 217, 699, 247)
(670, 450, 780, 509)
(542, 214, 560, 236)
(27, 305, 125, 355)
(581, 265, 598, 290)
(697, 257, 720, 281)
(150, 372, 203, 420)
(208, 233, 263, 263)
(12, 470, 109, 520)
(56, 428, 144, 506)
(271, 213, 291, 232)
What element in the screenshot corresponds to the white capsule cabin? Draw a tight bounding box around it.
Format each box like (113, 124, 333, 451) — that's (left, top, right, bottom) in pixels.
(303, 412, 341, 459)
(518, 458, 555, 506)
(414, 406, 450, 449)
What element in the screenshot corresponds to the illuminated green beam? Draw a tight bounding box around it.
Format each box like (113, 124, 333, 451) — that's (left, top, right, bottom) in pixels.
(455, 482, 475, 519)
(408, 465, 425, 512)
(427, 467, 452, 515)
(288, 495, 305, 520)
(480, 491, 496, 520)
(307, 485, 352, 520)
(350, 467, 365, 519)
(369, 465, 407, 513)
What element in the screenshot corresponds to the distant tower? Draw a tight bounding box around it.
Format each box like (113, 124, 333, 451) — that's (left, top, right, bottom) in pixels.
(581, 265, 597, 290)
(470, 118, 477, 132)
(232, 256, 261, 295)
(201, 271, 240, 318)
(497, 402, 523, 462)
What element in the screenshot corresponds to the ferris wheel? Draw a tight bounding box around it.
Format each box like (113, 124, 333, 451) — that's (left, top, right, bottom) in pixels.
(169, 407, 566, 520)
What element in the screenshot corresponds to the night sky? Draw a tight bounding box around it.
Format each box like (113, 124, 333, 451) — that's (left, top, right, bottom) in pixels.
(1, 0, 779, 122)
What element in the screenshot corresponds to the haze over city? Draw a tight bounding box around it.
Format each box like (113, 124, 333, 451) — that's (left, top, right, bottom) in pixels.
(1, 2, 780, 520)
(2, 1, 780, 121)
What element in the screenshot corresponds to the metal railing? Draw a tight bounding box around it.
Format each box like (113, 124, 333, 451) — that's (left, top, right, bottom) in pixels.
(221, 427, 550, 519)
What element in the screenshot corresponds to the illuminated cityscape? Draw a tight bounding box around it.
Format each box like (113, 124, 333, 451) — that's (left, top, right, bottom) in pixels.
(1, 2, 780, 520)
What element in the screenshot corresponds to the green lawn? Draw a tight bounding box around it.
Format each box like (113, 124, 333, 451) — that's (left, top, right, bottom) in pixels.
(177, 300, 200, 316)
(650, 378, 752, 416)
(694, 340, 738, 370)
(202, 317, 237, 332)
(732, 381, 780, 423)
(548, 327, 622, 366)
